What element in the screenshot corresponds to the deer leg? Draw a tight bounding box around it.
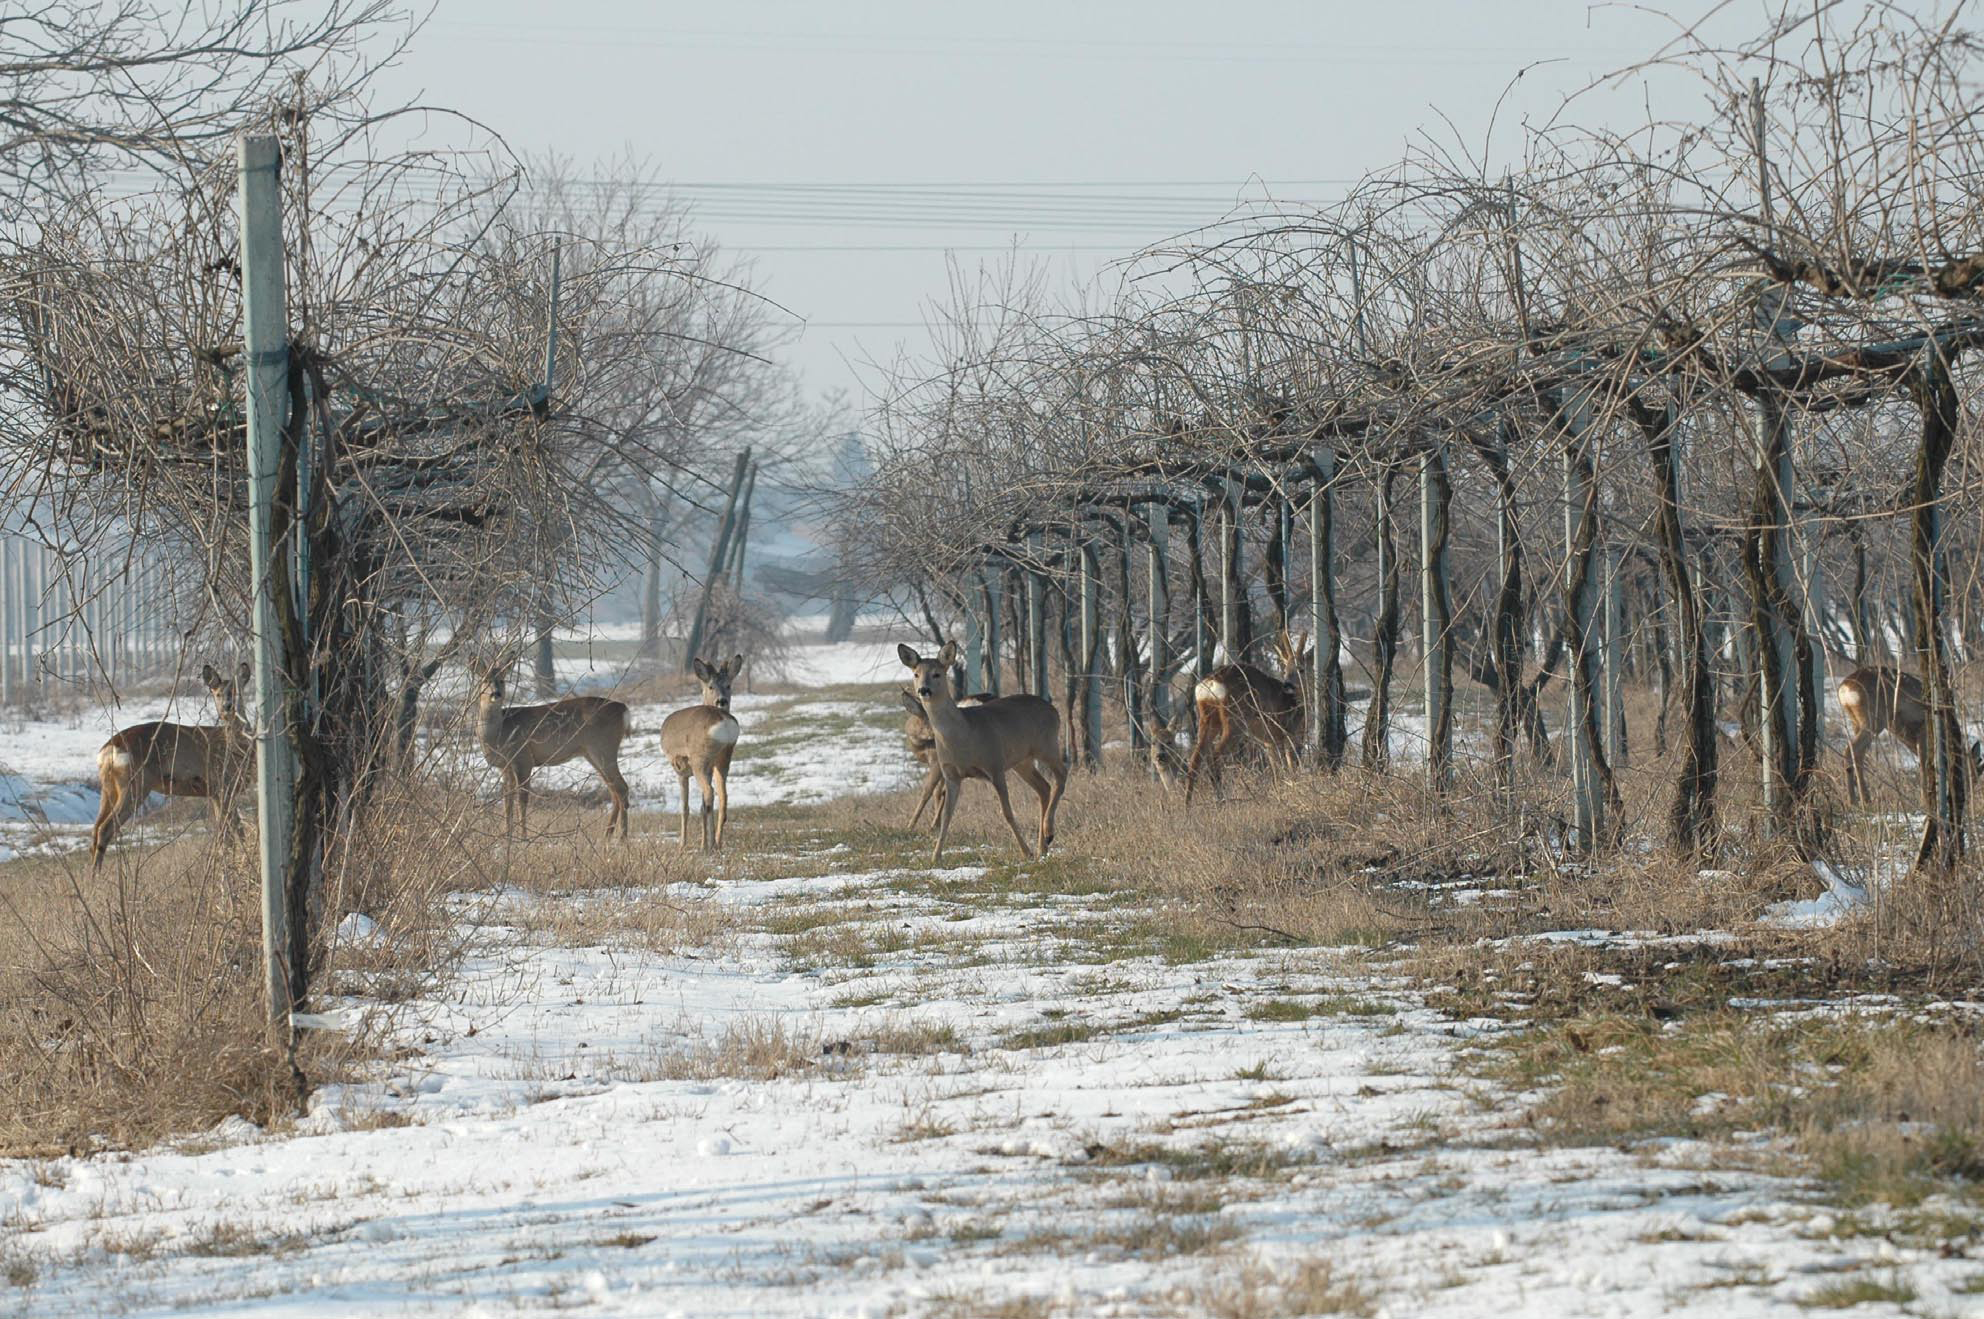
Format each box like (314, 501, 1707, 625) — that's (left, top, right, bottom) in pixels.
(1041, 752, 1067, 851)
(712, 765, 729, 850)
(676, 769, 692, 847)
(696, 768, 715, 849)
(1014, 763, 1053, 856)
(91, 777, 137, 870)
(1183, 708, 1218, 805)
(515, 772, 532, 839)
(1846, 730, 1874, 805)
(987, 772, 1034, 860)
(908, 763, 942, 828)
(590, 754, 630, 840)
(932, 767, 964, 864)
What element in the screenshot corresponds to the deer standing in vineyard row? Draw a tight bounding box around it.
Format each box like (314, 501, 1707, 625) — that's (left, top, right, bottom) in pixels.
(898, 641, 1066, 862)
(661, 654, 743, 849)
(476, 665, 633, 841)
(91, 662, 254, 869)
(1838, 664, 1984, 804)
(901, 686, 996, 829)
(1183, 632, 1312, 805)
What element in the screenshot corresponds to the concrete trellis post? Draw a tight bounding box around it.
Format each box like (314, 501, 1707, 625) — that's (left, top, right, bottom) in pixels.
(1079, 540, 1103, 767)
(1026, 529, 1048, 697)
(1562, 399, 1602, 850)
(239, 132, 298, 1031)
(962, 570, 985, 694)
(1603, 545, 1625, 768)
(1309, 449, 1345, 769)
(1217, 473, 1241, 663)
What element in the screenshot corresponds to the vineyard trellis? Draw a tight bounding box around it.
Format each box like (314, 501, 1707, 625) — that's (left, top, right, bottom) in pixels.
(836, 3, 1984, 887)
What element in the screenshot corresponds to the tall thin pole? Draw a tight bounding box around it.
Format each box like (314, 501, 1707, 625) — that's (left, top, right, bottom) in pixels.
(683, 448, 750, 671)
(1026, 529, 1048, 697)
(1079, 539, 1102, 767)
(1146, 503, 1171, 740)
(239, 134, 295, 1031)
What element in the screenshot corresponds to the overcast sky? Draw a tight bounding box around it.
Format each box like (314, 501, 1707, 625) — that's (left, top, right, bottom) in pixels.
(371, 1, 1773, 409)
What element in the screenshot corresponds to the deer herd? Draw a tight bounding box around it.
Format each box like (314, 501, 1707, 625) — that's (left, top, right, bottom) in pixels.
(76, 639, 1979, 870)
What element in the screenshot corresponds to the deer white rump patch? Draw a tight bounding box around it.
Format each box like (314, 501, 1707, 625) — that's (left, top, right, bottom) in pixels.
(707, 716, 741, 746)
(101, 745, 133, 770)
(1195, 677, 1229, 704)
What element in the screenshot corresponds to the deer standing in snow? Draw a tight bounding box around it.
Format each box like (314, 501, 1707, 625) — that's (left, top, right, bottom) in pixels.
(901, 685, 996, 829)
(91, 662, 254, 869)
(898, 641, 1066, 862)
(661, 654, 743, 849)
(475, 665, 633, 841)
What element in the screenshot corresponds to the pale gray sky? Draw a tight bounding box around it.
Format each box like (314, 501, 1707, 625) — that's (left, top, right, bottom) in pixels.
(371, 1, 1761, 406)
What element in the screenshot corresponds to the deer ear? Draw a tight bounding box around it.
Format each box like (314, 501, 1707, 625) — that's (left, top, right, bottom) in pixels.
(897, 643, 922, 669)
(937, 640, 959, 667)
(239, 661, 253, 688)
(900, 690, 924, 715)
(729, 653, 745, 678)
(201, 663, 220, 686)
(692, 657, 714, 683)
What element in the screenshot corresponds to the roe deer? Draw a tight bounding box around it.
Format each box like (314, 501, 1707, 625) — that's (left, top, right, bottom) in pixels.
(661, 654, 743, 849)
(1183, 631, 1311, 804)
(476, 665, 632, 840)
(92, 662, 253, 869)
(1838, 664, 1984, 804)
(902, 686, 995, 829)
(898, 641, 1066, 862)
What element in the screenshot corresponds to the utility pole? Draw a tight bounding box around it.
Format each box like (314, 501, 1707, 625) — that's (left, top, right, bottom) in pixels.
(238, 133, 296, 1032)
(683, 448, 750, 671)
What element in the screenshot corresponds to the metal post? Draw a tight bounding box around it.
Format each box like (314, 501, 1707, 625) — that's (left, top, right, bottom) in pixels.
(239, 133, 295, 1031)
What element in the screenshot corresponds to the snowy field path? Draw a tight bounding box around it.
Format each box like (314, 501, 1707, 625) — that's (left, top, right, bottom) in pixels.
(3, 678, 1982, 1316)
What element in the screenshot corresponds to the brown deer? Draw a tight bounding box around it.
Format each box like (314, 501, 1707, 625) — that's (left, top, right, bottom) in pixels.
(902, 686, 996, 829)
(91, 662, 254, 869)
(898, 642, 1066, 862)
(1183, 632, 1311, 804)
(1838, 664, 1984, 804)
(475, 665, 632, 841)
(661, 654, 743, 849)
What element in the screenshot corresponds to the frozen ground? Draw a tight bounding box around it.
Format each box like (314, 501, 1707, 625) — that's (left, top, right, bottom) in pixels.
(3, 683, 1982, 1316)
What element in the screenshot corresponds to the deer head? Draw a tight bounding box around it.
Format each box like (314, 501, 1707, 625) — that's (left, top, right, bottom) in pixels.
(691, 653, 744, 711)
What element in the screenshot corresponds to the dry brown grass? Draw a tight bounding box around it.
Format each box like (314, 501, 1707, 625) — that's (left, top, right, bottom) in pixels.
(0, 785, 495, 1156)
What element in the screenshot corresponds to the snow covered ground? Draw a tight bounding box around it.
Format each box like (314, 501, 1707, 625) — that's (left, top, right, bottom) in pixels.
(7, 837, 1982, 1316)
(2, 642, 1980, 1315)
